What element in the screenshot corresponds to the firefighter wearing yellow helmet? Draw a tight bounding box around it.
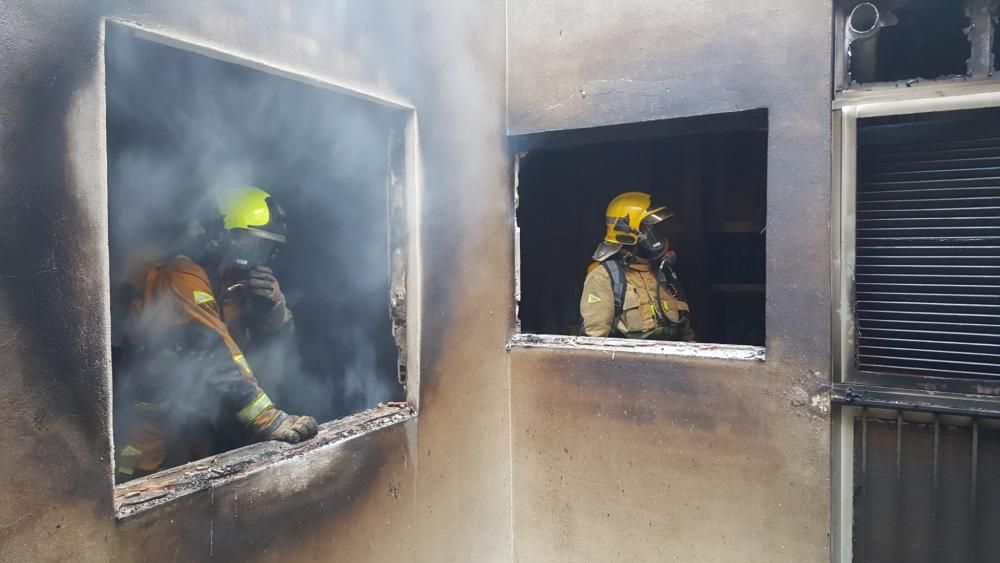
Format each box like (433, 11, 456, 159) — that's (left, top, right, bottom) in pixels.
(579, 192, 694, 341)
(115, 186, 317, 481)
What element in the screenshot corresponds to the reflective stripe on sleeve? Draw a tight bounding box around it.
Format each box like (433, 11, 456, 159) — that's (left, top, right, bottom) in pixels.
(235, 392, 273, 425)
(232, 354, 251, 374)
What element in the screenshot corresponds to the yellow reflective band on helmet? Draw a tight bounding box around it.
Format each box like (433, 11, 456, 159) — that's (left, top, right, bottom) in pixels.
(236, 392, 273, 425)
(193, 290, 215, 305)
(121, 445, 143, 457)
(587, 294, 602, 304)
(117, 465, 135, 475)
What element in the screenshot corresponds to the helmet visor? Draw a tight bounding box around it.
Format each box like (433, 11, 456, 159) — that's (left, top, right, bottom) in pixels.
(641, 207, 674, 226)
(228, 229, 283, 269)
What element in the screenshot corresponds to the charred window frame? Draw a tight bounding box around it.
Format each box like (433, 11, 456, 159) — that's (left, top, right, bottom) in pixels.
(508, 110, 768, 362)
(834, 0, 1000, 96)
(102, 22, 422, 518)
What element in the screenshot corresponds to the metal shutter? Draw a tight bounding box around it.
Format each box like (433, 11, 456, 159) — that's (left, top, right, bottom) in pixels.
(855, 110, 1000, 380)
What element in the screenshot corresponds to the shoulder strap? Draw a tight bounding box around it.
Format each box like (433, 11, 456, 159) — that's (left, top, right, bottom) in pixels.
(602, 259, 627, 326)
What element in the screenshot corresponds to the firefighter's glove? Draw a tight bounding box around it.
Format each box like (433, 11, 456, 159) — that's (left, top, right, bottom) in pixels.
(252, 407, 319, 444)
(248, 266, 290, 328)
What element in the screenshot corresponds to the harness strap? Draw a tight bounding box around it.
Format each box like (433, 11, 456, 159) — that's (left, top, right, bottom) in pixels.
(602, 260, 628, 334)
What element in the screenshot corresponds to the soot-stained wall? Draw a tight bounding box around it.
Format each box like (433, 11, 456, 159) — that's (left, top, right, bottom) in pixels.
(0, 1, 510, 562)
(508, 0, 834, 561)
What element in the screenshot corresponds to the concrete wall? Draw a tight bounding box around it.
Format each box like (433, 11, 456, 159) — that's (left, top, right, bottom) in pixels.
(507, 1, 834, 561)
(0, 1, 511, 561)
(1, 0, 836, 561)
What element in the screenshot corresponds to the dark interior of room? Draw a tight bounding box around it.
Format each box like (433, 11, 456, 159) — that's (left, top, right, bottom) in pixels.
(105, 26, 404, 432)
(848, 0, 970, 83)
(516, 113, 767, 346)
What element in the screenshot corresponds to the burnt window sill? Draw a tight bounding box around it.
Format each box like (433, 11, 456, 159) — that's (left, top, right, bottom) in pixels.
(508, 333, 765, 362)
(113, 403, 415, 520)
(832, 76, 1000, 108)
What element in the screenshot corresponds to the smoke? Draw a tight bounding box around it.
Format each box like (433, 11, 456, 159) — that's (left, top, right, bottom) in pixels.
(106, 21, 405, 464)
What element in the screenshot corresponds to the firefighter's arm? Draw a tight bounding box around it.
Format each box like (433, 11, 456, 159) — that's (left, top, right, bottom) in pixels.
(161, 262, 316, 442)
(177, 323, 267, 415)
(175, 325, 316, 443)
(160, 262, 269, 409)
(580, 266, 616, 337)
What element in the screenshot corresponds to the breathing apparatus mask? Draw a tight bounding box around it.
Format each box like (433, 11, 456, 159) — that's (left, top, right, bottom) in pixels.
(634, 219, 678, 268)
(636, 222, 666, 260)
(222, 230, 283, 273)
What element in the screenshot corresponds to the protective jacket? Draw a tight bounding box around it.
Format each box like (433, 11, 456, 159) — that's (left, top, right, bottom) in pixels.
(115, 256, 283, 478)
(580, 259, 694, 341)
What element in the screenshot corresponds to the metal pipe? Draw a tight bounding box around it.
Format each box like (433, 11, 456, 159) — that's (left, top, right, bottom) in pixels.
(847, 2, 882, 84)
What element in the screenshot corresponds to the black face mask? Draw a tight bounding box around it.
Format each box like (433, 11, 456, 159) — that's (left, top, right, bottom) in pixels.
(220, 234, 281, 315)
(223, 234, 280, 272)
(636, 223, 667, 260)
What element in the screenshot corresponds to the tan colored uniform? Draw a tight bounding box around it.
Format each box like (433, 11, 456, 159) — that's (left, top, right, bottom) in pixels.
(116, 256, 279, 478)
(580, 260, 694, 341)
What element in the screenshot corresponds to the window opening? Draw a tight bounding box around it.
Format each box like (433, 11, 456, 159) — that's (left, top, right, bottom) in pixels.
(106, 26, 406, 483)
(514, 110, 767, 347)
(842, 0, 972, 85)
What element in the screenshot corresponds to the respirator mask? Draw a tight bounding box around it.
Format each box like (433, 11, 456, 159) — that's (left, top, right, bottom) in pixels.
(637, 221, 678, 265)
(223, 231, 282, 272)
(219, 232, 284, 316)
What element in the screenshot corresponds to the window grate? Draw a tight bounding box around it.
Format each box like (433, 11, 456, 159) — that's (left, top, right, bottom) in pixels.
(856, 110, 1000, 380)
(852, 409, 1000, 563)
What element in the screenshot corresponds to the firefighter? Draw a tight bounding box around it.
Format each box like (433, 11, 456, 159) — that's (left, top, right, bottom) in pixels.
(579, 191, 695, 341)
(115, 186, 317, 480)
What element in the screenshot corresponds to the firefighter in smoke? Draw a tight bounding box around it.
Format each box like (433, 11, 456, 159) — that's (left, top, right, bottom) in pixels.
(579, 192, 695, 341)
(115, 186, 317, 480)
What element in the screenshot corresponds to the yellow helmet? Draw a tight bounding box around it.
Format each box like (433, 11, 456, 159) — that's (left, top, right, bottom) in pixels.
(593, 192, 674, 261)
(216, 186, 287, 243)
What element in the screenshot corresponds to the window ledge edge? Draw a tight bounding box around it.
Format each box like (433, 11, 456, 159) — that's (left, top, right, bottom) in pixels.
(507, 333, 765, 362)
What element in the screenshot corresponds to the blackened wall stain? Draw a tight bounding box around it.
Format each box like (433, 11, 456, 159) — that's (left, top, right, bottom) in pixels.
(0, 0, 113, 506)
(2, 1, 512, 562)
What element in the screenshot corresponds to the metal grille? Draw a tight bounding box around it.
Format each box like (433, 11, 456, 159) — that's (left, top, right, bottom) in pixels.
(852, 409, 1000, 563)
(855, 110, 1000, 379)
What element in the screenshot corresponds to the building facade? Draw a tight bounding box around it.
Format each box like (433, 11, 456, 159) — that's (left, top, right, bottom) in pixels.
(2, 1, 993, 562)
